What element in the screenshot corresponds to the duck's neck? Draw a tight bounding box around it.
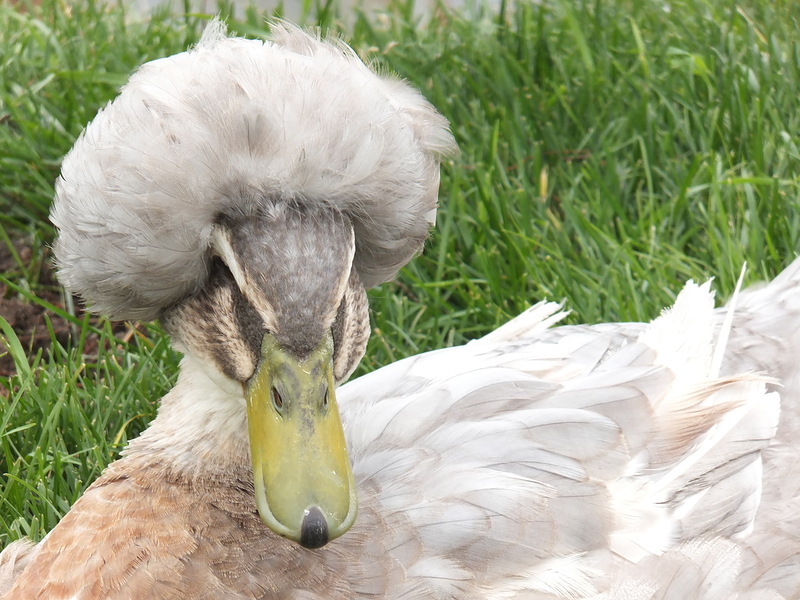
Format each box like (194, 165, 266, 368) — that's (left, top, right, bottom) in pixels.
(123, 356, 251, 480)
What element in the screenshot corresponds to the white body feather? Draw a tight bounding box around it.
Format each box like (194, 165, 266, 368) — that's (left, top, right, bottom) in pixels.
(330, 268, 792, 598)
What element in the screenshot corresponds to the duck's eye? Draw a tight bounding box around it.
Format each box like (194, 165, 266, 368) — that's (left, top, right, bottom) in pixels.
(271, 387, 284, 413)
(322, 385, 329, 410)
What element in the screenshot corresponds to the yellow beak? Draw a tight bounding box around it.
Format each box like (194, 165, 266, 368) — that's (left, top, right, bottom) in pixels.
(245, 331, 357, 548)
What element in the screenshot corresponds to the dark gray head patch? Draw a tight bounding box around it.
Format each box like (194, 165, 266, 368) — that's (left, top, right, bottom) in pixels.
(221, 201, 354, 358)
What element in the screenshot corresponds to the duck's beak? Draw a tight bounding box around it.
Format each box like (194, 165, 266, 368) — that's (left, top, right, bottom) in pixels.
(245, 331, 357, 548)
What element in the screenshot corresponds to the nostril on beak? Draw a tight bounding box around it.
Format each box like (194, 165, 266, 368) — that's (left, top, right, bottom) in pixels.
(299, 506, 329, 549)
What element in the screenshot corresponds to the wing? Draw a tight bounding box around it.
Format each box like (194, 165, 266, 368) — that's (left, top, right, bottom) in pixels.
(338, 288, 781, 598)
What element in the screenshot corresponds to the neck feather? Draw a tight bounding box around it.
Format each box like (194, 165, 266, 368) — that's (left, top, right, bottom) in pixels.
(124, 355, 250, 479)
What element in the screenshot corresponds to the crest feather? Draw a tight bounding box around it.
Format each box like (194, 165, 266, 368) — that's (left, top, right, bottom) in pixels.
(51, 21, 455, 320)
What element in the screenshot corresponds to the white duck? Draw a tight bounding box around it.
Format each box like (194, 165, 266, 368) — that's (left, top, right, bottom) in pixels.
(1, 20, 799, 600)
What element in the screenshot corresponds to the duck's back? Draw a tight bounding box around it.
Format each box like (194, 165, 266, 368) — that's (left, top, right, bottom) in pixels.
(335, 269, 797, 599)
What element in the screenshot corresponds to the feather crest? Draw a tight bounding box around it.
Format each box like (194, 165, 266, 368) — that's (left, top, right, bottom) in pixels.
(51, 21, 455, 320)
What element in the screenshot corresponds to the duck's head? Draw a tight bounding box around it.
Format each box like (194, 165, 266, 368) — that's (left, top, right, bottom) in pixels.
(160, 203, 367, 549)
(49, 20, 455, 548)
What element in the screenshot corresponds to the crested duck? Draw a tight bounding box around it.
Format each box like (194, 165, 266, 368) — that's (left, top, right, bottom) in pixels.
(1, 20, 799, 600)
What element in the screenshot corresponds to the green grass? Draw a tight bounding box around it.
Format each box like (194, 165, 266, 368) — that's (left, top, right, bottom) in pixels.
(1, 0, 800, 546)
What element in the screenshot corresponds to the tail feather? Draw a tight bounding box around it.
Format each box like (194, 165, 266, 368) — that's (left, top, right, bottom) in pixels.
(721, 256, 800, 599)
(609, 279, 780, 564)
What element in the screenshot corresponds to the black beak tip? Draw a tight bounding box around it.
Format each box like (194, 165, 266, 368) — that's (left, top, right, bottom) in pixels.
(299, 506, 329, 549)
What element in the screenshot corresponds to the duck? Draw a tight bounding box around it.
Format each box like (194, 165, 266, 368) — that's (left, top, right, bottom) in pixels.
(2, 19, 800, 600)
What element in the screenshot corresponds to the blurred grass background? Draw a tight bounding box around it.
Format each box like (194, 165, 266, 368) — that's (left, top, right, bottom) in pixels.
(1, 0, 799, 546)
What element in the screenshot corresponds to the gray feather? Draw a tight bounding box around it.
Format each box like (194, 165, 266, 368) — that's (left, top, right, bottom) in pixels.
(51, 21, 455, 320)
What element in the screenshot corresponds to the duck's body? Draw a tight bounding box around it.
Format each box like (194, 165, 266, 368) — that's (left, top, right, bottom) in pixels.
(4, 262, 800, 599)
(2, 20, 800, 600)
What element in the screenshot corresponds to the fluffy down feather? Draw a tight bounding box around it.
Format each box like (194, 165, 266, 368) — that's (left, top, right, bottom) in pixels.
(51, 21, 455, 320)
